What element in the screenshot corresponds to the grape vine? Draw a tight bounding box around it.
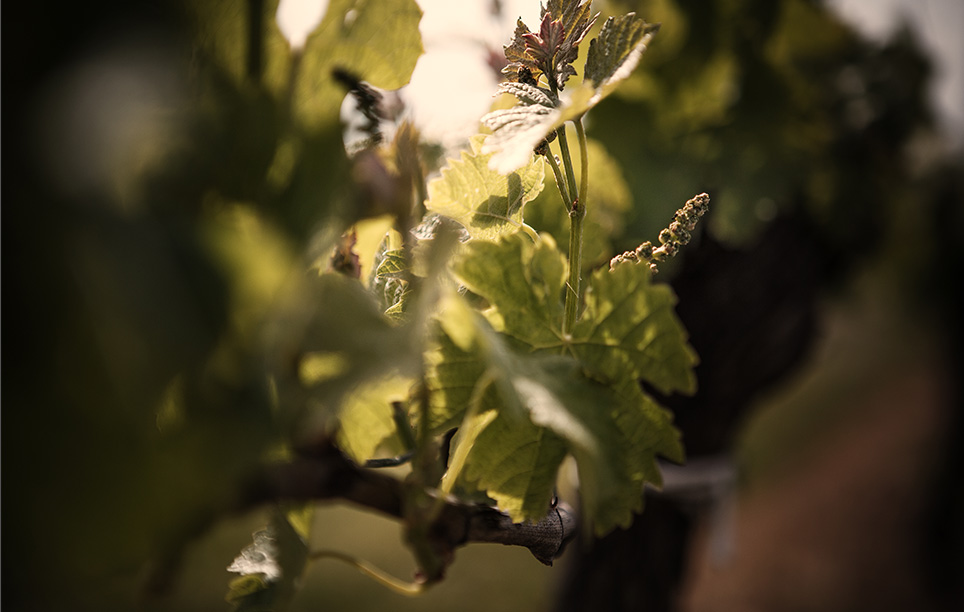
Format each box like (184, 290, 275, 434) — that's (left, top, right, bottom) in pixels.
(177, 0, 709, 607)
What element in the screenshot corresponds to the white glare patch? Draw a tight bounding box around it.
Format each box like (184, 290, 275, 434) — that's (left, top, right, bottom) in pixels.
(227, 528, 282, 582)
(344, 8, 358, 28)
(277, 0, 329, 50)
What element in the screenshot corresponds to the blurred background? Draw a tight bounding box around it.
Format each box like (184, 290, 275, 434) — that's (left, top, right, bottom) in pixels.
(3, 0, 962, 611)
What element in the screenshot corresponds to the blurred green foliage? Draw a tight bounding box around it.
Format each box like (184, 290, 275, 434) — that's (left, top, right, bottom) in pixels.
(596, 0, 935, 262)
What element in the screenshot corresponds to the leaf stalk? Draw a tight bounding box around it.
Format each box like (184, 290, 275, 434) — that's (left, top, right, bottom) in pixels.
(562, 117, 589, 336)
(555, 127, 580, 210)
(543, 149, 572, 209)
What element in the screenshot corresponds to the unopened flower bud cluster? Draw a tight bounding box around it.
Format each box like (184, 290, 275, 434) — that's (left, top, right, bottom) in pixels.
(610, 193, 710, 273)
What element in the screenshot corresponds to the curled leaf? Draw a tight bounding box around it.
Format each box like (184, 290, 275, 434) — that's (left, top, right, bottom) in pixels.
(503, 18, 541, 85)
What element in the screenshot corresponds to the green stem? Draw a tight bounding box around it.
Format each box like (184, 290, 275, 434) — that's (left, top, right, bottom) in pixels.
(575, 118, 589, 212)
(520, 223, 540, 242)
(309, 550, 426, 596)
(543, 150, 572, 208)
(563, 202, 585, 335)
(555, 127, 580, 209)
(561, 118, 589, 336)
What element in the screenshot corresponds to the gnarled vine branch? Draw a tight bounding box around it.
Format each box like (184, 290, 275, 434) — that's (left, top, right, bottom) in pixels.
(241, 444, 578, 568)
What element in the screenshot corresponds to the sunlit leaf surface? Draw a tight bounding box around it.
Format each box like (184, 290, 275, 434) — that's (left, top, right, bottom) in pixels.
(428, 234, 691, 532)
(425, 135, 546, 239)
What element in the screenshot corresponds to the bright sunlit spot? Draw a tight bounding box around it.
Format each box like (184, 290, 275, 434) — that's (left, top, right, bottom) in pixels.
(277, 0, 329, 49)
(277, 0, 544, 150)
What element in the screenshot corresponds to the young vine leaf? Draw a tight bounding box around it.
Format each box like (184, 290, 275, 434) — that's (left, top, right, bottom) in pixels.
(424, 135, 545, 240)
(583, 14, 661, 93)
(483, 9, 660, 174)
(369, 243, 410, 319)
(502, 0, 598, 91)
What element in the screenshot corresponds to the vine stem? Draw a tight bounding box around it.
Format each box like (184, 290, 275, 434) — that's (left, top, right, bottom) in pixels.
(544, 150, 572, 209)
(575, 118, 589, 214)
(309, 550, 426, 596)
(555, 127, 580, 209)
(562, 117, 589, 336)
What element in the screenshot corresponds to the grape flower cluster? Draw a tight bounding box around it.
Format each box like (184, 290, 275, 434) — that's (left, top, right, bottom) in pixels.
(610, 192, 710, 273)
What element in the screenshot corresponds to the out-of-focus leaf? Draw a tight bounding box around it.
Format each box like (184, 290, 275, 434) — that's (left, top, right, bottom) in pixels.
(184, 0, 292, 95)
(267, 272, 415, 435)
(337, 373, 412, 463)
(425, 135, 545, 239)
(295, 0, 424, 128)
(199, 200, 298, 338)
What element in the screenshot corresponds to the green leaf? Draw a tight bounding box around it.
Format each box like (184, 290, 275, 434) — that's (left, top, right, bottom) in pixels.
(185, 0, 293, 96)
(573, 260, 697, 395)
(424, 135, 546, 239)
(295, 0, 424, 127)
(437, 235, 691, 532)
(369, 243, 411, 317)
(454, 233, 696, 395)
(584, 14, 661, 92)
(454, 234, 567, 348)
(462, 403, 569, 520)
(373, 248, 407, 279)
(426, 294, 528, 435)
(426, 324, 495, 435)
(337, 374, 412, 463)
(483, 13, 659, 174)
(435, 313, 680, 532)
